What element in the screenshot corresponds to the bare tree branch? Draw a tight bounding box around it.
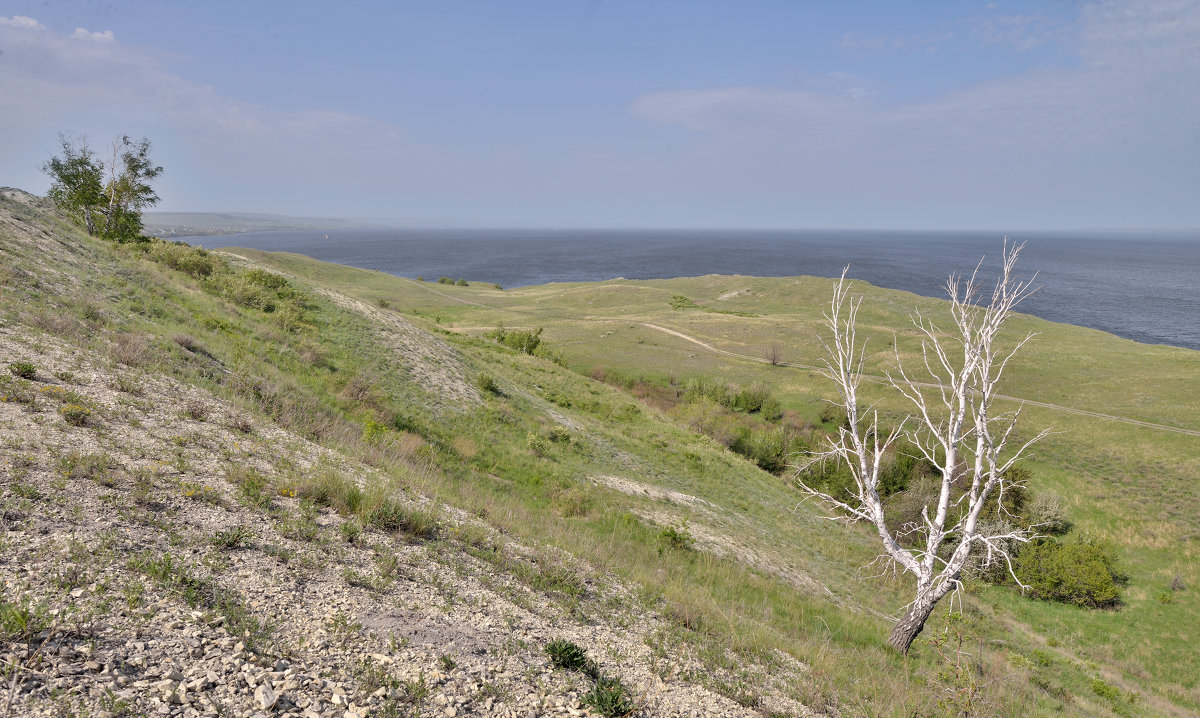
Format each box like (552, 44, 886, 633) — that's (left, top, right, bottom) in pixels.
(792, 242, 1047, 654)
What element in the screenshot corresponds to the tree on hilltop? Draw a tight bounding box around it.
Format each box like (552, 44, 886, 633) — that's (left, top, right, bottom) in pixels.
(794, 241, 1047, 654)
(43, 132, 163, 242)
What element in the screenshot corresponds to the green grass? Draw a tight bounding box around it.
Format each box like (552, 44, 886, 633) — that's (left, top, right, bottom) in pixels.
(4, 192, 1197, 715)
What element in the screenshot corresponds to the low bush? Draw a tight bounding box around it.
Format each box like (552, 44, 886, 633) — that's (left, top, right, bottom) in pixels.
(527, 432, 551, 458)
(8, 361, 36, 379)
(147, 240, 223, 278)
(226, 466, 273, 510)
(0, 376, 37, 405)
(1015, 537, 1125, 607)
(60, 403, 92, 426)
(546, 639, 599, 678)
(369, 499, 439, 539)
(657, 523, 694, 552)
(57, 451, 116, 482)
(487, 326, 544, 355)
(582, 676, 636, 717)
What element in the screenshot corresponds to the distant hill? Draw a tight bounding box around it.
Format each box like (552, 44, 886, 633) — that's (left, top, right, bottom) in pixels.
(143, 211, 373, 237)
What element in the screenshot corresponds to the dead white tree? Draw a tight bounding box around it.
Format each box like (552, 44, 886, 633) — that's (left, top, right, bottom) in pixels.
(795, 241, 1047, 654)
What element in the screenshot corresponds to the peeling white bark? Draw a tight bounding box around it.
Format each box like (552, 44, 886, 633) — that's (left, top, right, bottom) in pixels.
(795, 241, 1046, 654)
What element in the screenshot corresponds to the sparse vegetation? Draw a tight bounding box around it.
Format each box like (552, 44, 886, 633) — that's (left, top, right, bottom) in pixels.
(2, 188, 1195, 717)
(8, 361, 37, 379)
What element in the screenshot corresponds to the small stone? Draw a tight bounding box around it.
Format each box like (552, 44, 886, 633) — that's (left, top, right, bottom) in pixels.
(85, 661, 102, 672)
(255, 683, 277, 710)
(164, 668, 185, 682)
(443, 708, 457, 718)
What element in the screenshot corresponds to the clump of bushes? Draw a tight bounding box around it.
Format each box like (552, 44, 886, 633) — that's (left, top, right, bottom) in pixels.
(657, 522, 694, 552)
(146, 240, 222, 278)
(60, 403, 92, 426)
(670, 294, 699, 310)
(226, 465, 273, 510)
(487, 326, 543, 355)
(544, 639, 634, 717)
(527, 432, 551, 458)
(546, 638, 599, 678)
(475, 372, 499, 394)
(8, 362, 36, 379)
(680, 378, 781, 419)
(57, 451, 117, 482)
(1015, 537, 1126, 607)
(583, 676, 637, 717)
(0, 376, 37, 405)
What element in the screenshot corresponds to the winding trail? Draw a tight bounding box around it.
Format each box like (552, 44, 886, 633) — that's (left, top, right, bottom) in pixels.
(639, 322, 1200, 438)
(388, 280, 1200, 439)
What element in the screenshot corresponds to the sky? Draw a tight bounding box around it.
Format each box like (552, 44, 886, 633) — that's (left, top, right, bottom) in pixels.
(0, 0, 1197, 229)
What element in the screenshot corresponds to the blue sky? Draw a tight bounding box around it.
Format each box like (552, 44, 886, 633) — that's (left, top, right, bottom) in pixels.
(1, 1, 1196, 228)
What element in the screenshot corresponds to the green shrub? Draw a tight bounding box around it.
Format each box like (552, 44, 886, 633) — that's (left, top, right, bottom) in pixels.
(0, 376, 37, 405)
(455, 278, 468, 286)
(60, 403, 93, 426)
(437, 276, 452, 284)
(226, 466, 273, 509)
(368, 499, 439, 539)
(487, 326, 543, 355)
(147, 240, 222, 278)
(730, 426, 794, 473)
(818, 402, 846, 426)
(0, 595, 51, 641)
(582, 676, 636, 717)
(546, 639, 599, 678)
(57, 451, 116, 482)
(475, 373, 499, 394)
(670, 294, 698, 310)
(211, 525, 253, 551)
(527, 432, 551, 458)
(8, 362, 36, 379)
(1024, 491, 1073, 535)
(657, 523, 694, 552)
(340, 519, 364, 544)
(730, 383, 772, 413)
(1015, 538, 1125, 607)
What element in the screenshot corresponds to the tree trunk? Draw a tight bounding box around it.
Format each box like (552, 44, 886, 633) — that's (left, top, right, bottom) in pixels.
(888, 596, 938, 654)
(82, 207, 96, 236)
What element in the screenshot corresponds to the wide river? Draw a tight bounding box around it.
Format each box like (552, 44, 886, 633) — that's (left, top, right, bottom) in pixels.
(195, 228, 1200, 351)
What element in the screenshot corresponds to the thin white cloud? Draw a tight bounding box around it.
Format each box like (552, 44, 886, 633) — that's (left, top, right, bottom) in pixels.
(0, 15, 44, 30)
(71, 27, 115, 42)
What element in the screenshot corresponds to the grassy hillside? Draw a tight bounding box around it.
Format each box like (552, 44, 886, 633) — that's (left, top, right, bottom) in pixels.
(223, 246, 1200, 716)
(2, 187, 1196, 716)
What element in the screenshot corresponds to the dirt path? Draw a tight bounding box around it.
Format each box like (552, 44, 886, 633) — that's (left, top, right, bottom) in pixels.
(638, 322, 1200, 438)
(357, 281, 1200, 439)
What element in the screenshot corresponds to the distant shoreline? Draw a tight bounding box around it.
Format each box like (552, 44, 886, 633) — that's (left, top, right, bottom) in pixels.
(189, 227, 1200, 351)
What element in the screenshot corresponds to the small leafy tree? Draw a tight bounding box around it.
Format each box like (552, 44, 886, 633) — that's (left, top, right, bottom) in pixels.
(42, 133, 104, 235)
(43, 132, 163, 242)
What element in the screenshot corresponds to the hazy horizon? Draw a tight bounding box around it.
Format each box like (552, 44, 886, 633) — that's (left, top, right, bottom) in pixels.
(4, 2, 1198, 229)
